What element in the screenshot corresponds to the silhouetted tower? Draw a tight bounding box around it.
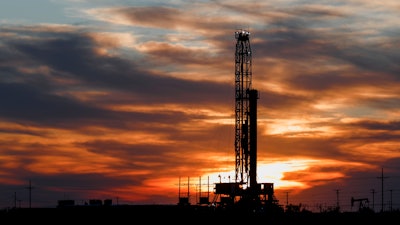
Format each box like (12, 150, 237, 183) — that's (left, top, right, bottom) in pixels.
(234, 30, 258, 189)
(213, 30, 275, 208)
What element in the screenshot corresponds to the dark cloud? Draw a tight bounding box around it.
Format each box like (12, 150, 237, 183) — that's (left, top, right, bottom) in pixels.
(0, 32, 222, 132)
(0, 27, 232, 128)
(0, 82, 109, 123)
(348, 120, 400, 132)
(261, 135, 345, 159)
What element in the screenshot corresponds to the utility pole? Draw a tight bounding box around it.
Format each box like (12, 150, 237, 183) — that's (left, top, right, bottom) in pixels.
(335, 189, 340, 211)
(371, 189, 375, 211)
(389, 189, 393, 212)
(26, 179, 34, 208)
(14, 192, 17, 208)
(198, 176, 201, 204)
(377, 168, 388, 212)
(178, 176, 181, 200)
(285, 191, 289, 207)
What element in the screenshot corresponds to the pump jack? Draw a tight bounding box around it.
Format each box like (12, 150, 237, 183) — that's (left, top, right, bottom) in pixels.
(351, 197, 369, 212)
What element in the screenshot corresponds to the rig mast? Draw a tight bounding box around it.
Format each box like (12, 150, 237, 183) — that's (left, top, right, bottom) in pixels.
(213, 30, 277, 210)
(234, 30, 257, 188)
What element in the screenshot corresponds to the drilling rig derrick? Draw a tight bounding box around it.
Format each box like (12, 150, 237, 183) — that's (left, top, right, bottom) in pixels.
(234, 30, 253, 186)
(213, 30, 278, 210)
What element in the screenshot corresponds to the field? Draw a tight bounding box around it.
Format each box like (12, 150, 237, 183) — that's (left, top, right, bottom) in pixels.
(1, 205, 399, 224)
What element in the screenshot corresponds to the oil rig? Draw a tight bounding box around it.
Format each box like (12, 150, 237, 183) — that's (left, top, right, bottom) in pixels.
(211, 30, 279, 211)
(177, 30, 280, 212)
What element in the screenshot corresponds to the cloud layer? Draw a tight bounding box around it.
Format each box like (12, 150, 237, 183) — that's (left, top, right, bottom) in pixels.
(0, 0, 399, 211)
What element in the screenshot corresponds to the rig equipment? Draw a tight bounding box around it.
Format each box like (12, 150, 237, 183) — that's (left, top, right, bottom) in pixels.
(213, 30, 278, 211)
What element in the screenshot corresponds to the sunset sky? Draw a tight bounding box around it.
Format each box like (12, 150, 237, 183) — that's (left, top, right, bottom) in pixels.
(1, 0, 399, 212)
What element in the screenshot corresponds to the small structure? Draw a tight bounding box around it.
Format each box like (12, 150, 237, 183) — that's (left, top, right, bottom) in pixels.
(351, 197, 370, 212)
(89, 199, 103, 206)
(57, 199, 75, 208)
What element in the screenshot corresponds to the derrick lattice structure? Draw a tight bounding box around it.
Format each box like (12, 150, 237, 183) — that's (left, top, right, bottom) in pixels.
(234, 30, 255, 187)
(212, 30, 276, 209)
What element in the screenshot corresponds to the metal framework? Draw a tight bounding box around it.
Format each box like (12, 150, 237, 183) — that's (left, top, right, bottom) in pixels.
(212, 30, 276, 209)
(234, 30, 253, 185)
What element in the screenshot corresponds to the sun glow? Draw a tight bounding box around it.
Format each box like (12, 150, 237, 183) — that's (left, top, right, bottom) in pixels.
(257, 159, 316, 189)
(200, 159, 317, 191)
(262, 118, 337, 137)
